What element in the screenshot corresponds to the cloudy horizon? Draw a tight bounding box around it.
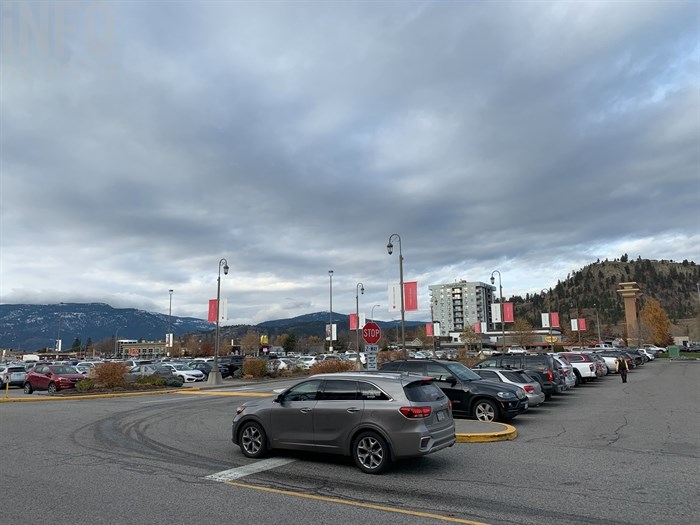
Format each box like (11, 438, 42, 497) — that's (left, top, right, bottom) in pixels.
(1, 1, 698, 325)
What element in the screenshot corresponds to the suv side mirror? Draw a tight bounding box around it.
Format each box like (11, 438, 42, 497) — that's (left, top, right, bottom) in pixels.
(444, 375, 457, 386)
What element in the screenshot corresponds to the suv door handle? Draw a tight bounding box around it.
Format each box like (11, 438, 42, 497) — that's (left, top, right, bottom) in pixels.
(300, 408, 313, 413)
(346, 408, 361, 413)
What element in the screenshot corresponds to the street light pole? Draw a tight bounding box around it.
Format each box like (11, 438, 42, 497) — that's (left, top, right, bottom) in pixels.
(208, 258, 229, 385)
(328, 270, 334, 353)
(594, 303, 602, 343)
(355, 282, 364, 357)
(371, 304, 380, 322)
(56, 302, 64, 353)
(387, 234, 405, 356)
(491, 271, 505, 351)
(114, 326, 121, 358)
(168, 289, 173, 353)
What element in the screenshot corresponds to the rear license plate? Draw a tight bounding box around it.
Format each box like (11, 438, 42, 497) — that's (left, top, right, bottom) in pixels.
(436, 410, 445, 422)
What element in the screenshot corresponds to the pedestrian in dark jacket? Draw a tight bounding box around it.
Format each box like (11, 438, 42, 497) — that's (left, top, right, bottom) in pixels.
(616, 356, 628, 383)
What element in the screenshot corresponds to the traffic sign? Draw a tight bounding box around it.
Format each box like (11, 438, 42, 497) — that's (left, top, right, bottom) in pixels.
(362, 322, 382, 344)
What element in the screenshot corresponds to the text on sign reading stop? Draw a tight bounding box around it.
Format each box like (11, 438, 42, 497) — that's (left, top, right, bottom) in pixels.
(362, 322, 381, 344)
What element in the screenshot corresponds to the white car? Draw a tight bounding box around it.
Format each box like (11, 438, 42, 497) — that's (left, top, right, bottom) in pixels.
(643, 344, 665, 355)
(162, 363, 205, 382)
(343, 352, 367, 365)
(296, 356, 318, 370)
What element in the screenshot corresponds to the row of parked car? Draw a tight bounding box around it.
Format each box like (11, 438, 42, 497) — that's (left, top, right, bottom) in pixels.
(230, 347, 659, 473)
(1, 357, 225, 394)
(379, 346, 659, 423)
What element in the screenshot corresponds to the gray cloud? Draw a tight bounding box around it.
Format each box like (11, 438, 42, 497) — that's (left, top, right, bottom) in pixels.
(1, 1, 697, 326)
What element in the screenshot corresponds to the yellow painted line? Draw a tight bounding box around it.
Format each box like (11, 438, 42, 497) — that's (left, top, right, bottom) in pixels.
(222, 480, 493, 525)
(455, 423, 517, 443)
(175, 390, 274, 397)
(0, 389, 184, 402)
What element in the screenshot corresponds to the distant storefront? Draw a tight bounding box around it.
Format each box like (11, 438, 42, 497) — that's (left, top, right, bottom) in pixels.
(117, 340, 167, 359)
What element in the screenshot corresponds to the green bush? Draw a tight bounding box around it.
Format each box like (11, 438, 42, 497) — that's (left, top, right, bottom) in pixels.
(242, 358, 268, 378)
(135, 375, 166, 386)
(76, 378, 95, 392)
(95, 361, 129, 388)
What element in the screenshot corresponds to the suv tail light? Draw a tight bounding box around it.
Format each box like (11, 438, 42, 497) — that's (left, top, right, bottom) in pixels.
(399, 406, 432, 418)
(546, 370, 554, 382)
(524, 385, 534, 392)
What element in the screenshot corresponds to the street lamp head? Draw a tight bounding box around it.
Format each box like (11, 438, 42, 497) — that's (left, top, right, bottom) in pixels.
(386, 242, 393, 255)
(360, 284, 365, 295)
(490, 275, 495, 285)
(223, 264, 229, 275)
(169, 289, 173, 294)
(328, 269, 333, 277)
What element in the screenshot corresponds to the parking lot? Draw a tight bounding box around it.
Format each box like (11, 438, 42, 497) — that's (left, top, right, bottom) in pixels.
(1, 360, 698, 524)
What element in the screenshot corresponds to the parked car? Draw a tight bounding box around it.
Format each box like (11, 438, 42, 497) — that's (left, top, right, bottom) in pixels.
(643, 344, 666, 355)
(296, 355, 319, 370)
(473, 368, 545, 407)
(550, 355, 576, 390)
(128, 364, 178, 380)
(231, 371, 456, 474)
(472, 353, 564, 398)
(161, 363, 205, 382)
(0, 364, 28, 388)
(379, 359, 528, 422)
(556, 352, 599, 384)
(23, 364, 85, 394)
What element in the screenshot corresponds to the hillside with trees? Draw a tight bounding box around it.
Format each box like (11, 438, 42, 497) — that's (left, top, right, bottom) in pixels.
(511, 257, 699, 343)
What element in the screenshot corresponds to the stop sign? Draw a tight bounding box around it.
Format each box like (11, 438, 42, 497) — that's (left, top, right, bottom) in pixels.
(362, 322, 382, 344)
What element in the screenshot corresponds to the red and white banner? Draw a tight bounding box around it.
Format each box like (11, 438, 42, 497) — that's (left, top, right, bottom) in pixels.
(491, 303, 502, 323)
(474, 322, 481, 334)
(550, 312, 560, 328)
(404, 281, 418, 311)
(208, 299, 228, 323)
(349, 313, 358, 330)
(541, 313, 550, 328)
(388, 281, 419, 312)
(491, 303, 514, 323)
(571, 318, 587, 331)
(503, 302, 514, 323)
(425, 323, 433, 336)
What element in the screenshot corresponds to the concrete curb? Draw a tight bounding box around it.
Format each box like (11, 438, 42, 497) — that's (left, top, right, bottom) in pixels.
(455, 422, 517, 443)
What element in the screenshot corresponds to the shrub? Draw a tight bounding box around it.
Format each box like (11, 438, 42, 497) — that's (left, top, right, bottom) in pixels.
(242, 358, 268, 379)
(309, 360, 357, 374)
(135, 375, 166, 387)
(94, 361, 129, 388)
(76, 378, 95, 392)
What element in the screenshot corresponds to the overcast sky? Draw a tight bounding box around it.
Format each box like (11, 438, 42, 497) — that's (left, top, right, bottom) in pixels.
(1, 1, 698, 326)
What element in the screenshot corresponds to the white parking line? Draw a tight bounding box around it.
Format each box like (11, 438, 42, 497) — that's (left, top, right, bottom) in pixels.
(205, 458, 296, 481)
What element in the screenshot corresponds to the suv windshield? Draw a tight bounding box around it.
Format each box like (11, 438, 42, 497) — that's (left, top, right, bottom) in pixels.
(443, 362, 482, 381)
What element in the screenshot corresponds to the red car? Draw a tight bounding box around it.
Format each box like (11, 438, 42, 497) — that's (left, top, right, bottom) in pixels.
(23, 364, 85, 394)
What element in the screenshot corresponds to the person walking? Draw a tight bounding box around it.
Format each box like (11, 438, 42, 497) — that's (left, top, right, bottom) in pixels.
(616, 355, 628, 383)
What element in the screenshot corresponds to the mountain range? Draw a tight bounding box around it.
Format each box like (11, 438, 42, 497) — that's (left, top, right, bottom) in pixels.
(2, 258, 698, 351)
(0, 302, 422, 351)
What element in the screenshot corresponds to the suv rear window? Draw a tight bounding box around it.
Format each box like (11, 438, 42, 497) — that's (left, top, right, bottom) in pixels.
(403, 380, 445, 402)
(502, 371, 531, 382)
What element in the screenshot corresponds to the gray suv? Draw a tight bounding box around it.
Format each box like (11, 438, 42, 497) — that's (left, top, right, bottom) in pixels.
(231, 371, 456, 474)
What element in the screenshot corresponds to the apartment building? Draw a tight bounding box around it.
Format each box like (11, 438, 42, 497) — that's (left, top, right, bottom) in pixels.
(429, 280, 494, 334)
